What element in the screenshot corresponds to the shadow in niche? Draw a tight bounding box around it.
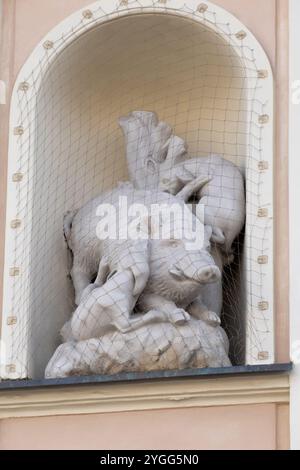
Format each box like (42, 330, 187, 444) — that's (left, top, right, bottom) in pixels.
(222, 228, 246, 366)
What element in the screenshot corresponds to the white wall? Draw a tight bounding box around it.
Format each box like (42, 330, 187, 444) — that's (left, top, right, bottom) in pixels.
(289, 0, 300, 451)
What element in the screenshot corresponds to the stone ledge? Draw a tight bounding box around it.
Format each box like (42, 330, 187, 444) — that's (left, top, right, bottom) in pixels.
(0, 373, 290, 419)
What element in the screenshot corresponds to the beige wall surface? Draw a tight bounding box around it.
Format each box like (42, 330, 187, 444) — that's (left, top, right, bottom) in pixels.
(0, 404, 286, 450)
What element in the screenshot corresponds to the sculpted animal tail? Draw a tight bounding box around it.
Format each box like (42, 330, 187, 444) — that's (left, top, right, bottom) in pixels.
(63, 210, 77, 251)
(176, 176, 211, 203)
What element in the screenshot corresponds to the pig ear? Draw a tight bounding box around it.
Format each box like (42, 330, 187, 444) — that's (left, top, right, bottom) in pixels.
(176, 167, 194, 185)
(165, 136, 188, 166)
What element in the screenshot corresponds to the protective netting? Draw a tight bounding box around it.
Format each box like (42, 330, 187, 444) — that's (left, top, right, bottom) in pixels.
(1, 2, 273, 381)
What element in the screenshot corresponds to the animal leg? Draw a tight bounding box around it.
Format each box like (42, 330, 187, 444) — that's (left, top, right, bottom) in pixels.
(71, 254, 111, 305)
(113, 310, 165, 333)
(115, 240, 150, 297)
(138, 294, 190, 325)
(188, 298, 221, 327)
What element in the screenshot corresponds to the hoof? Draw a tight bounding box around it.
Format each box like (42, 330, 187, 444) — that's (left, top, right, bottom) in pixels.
(171, 308, 190, 325)
(200, 311, 221, 327)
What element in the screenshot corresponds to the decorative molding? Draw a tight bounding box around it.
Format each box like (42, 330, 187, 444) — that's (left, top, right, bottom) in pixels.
(0, 373, 290, 419)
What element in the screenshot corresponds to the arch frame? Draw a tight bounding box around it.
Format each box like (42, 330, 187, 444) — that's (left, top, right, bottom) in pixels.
(0, 0, 274, 379)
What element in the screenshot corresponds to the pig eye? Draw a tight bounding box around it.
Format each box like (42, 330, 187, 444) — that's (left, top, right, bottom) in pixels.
(160, 239, 181, 248)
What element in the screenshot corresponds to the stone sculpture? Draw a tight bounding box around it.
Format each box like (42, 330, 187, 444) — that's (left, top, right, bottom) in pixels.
(45, 111, 245, 378)
(159, 155, 245, 253)
(119, 111, 244, 320)
(120, 111, 245, 254)
(120, 110, 244, 325)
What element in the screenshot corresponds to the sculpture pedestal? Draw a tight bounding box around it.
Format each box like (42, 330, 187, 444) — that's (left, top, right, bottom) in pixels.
(45, 317, 230, 378)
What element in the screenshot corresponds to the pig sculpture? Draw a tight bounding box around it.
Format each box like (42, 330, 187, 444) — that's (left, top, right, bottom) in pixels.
(45, 112, 242, 378)
(119, 111, 244, 324)
(65, 269, 191, 343)
(64, 235, 220, 343)
(45, 178, 231, 377)
(119, 111, 245, 254)
(64, 177, 212, 306)
(158, 155, 245, 254)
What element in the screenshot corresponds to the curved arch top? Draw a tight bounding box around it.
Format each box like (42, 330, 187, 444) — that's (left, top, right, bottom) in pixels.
(14, 0, 273, 91)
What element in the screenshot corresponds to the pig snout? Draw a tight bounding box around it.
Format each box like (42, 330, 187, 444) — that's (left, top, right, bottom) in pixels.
(169, 260, 220, 284)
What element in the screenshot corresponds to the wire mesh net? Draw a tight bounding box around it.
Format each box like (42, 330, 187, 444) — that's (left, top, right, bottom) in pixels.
(1, 2, 273, 381)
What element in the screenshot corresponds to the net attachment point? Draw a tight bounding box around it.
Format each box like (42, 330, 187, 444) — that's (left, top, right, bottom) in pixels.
(235, 30, 247, 40)
(12, 172, 24, 182)
(10, 219, 22, 229)
(197, 3, 208, 13)
(258, 255, 268, 265)
(257, 351, 269, 361)
(7, 316, 17, 326)
(14, 126, 24, 136)
(258, 70, 268, 79)
(258, 114, 269, 124)
(258, 301, 269, 311)
(5, 364, 16, 374)
(258, 161, 269, 171)
(18, 82, 30, 92)
(43, 40, 54, 50)
(82, 10, 93, 19)
(257, 208, 269, 218)
(9, 267, 20, 277)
